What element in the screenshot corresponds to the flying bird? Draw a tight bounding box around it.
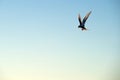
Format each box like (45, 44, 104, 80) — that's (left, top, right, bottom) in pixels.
(78, 11, 91, 31)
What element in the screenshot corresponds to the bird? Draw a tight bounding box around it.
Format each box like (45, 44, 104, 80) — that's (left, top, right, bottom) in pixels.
(78, 11, 91, 31)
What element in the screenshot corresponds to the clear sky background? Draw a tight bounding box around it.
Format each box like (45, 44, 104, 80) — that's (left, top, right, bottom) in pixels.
(0, 0, 120, 80)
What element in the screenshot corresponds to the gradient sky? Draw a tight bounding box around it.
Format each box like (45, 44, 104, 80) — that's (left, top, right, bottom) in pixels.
(0, 0, 120, 80)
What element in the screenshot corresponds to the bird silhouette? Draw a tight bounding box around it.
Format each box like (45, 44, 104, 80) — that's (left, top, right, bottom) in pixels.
(78, 11, 91, 31)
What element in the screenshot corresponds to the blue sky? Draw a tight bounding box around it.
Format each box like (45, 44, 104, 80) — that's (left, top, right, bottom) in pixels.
(0, 0, 120, 80)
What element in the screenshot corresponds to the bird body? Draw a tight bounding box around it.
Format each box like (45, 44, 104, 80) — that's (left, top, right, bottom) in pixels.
(78, 11, 91, 31)
(78, 25, 87, 30)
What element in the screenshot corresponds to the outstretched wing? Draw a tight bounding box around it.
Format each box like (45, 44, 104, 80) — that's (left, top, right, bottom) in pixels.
(78, 14, 82, 25)
(82, 11, 91, 25)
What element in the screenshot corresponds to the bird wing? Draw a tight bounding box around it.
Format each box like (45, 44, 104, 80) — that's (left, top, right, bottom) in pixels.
(78, 14, 82, 25)
(82, 11, 91, 25)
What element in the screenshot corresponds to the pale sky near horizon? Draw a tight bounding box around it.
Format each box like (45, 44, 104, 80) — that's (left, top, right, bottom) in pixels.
(0, 0, 120, 80)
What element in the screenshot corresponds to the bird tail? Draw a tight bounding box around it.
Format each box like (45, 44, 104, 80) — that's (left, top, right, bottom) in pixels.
(82, 28, 87, 31)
